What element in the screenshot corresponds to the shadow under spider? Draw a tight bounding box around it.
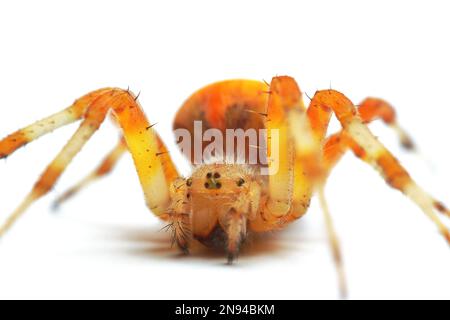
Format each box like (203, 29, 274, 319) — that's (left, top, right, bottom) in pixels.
(93, 221, 323, 265)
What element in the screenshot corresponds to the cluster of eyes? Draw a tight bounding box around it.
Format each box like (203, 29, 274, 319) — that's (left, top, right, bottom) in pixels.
(185, 173, 245, 189)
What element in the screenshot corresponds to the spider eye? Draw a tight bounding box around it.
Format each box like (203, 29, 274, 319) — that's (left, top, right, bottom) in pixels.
(206, 172, 212, 179)
(213, 172, 221, 179)
(237, 178, 245, 187)
(204, 182, 210, 189)
(186, 178, 192, 187)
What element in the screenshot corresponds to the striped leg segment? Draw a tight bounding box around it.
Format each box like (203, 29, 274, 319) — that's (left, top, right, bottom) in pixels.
(323, 131, 364, 172)
(263, 76, 299, 219)
(251, 76, 316, 231)
(52, 130, 179, 211)
(0, 88, 111, 159)
(308, 90, 450, 244)
(323, 131, 450, 222)
(358, 97, 414, 150)
(257, 77, 347, 294)
(0, 118, 104, 236)
(52, 137, 127, 209)
(323, 96, 414, 173)
(0, 88, 179, 237)
(318, 185, 347, 298)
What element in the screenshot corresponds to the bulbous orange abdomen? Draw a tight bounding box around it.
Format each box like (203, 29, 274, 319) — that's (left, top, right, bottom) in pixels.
(173, 80, 270, 163)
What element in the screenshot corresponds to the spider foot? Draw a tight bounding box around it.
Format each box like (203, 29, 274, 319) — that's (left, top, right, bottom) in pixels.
(165, 212, 192, 254)
(224, 208, 247, 265)
(445, 230, 450, 246)
(177, 241, 190, 255)
(226, 251, 239, 265)
(51, 191, 75, 212)
(434, 201, 450, 219)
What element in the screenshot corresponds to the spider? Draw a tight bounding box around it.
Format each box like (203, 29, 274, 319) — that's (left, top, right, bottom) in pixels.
(0, 76, 449, 297)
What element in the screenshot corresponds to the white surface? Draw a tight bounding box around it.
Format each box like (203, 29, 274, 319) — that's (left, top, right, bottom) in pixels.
(0, 0, 450, 300)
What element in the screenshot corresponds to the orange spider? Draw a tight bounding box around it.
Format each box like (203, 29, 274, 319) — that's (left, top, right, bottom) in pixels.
(0, 76, 449, 297)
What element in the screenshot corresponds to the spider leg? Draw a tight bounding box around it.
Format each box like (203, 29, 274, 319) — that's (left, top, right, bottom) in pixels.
(251, 76, 317, 231)
(0, 88, 180, 237)
(225, 208, 247, 264)
(323, 131, 363, 173)
(358, 97, 414, 150)
(307, 89, 450, 244)
(267, 78, 347, 294)
(0, 116, 107, 236)
(52, 137, 127, 210)
(264, 77, 298, 218)
(323, 130, 450, 222)
(318, 185, 347, 298)
(0, 88, 111, 159)
(252, 77, 348, 293)
(323, 97, 414, 175)
(163, 177, 192, 253)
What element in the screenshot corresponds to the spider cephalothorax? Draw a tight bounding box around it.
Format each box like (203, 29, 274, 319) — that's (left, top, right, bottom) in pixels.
(166, 163, 265, 263)
(1, 76, 449, 297)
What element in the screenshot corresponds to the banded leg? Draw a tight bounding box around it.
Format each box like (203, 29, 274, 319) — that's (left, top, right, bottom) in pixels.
(358, 97, 414, 150)
(0, 88, 112, 159)
(52, 137, 127, 209)
(251, 76, 316, 231)
(251, 77, 347, 293)
(264, 77, 299, 219)
(225, 208, 247, 264)
(318, 185, 347, 298)
(307, 89, 450, 243)
(323, 96, 414, 174)
(323, 131, 364, 172)
(53, 132, 179, 210)
(0, 117, 107, 236)
(0, 88, 180, 237)
(323, 130, 450, 221)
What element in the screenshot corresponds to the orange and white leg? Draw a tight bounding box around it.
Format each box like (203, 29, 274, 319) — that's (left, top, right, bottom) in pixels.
(323, 130, 450, 221)
(307, 89, 450, 243)
(322, 131, 364, 173)
(250, 76, 314, 231)
(0, 88, 180, 237)
(317, 185, 347, 298)
(263, 77, 299, 221)
(52, 137, 127, 209)
(358, 97, 414, 150)
(0, 88, 112, 159)
(0, 116, 106, 236)
(322, 96, 413, 174)
(249, 77, 347, 295)
(163, 177, 192, 253)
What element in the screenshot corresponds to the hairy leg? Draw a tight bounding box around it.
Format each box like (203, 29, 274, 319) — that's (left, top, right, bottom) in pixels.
(52, 137, 127, 209)
(308, 89, 450, 243)
(358, 97, 414, 150)
(250, 76, 315, 231)
(252, 77, 346, 293)
(323, 96, 414, 174)
(264, 77, 298, 219)
(0, 92, 115, 236)
(318, 185, 347, 298)
(0, 88, 111, 158)
(0, 88, 179, 237)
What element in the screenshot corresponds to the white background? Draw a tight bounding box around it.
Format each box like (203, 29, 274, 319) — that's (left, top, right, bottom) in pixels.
(0, 0, 449, 300)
